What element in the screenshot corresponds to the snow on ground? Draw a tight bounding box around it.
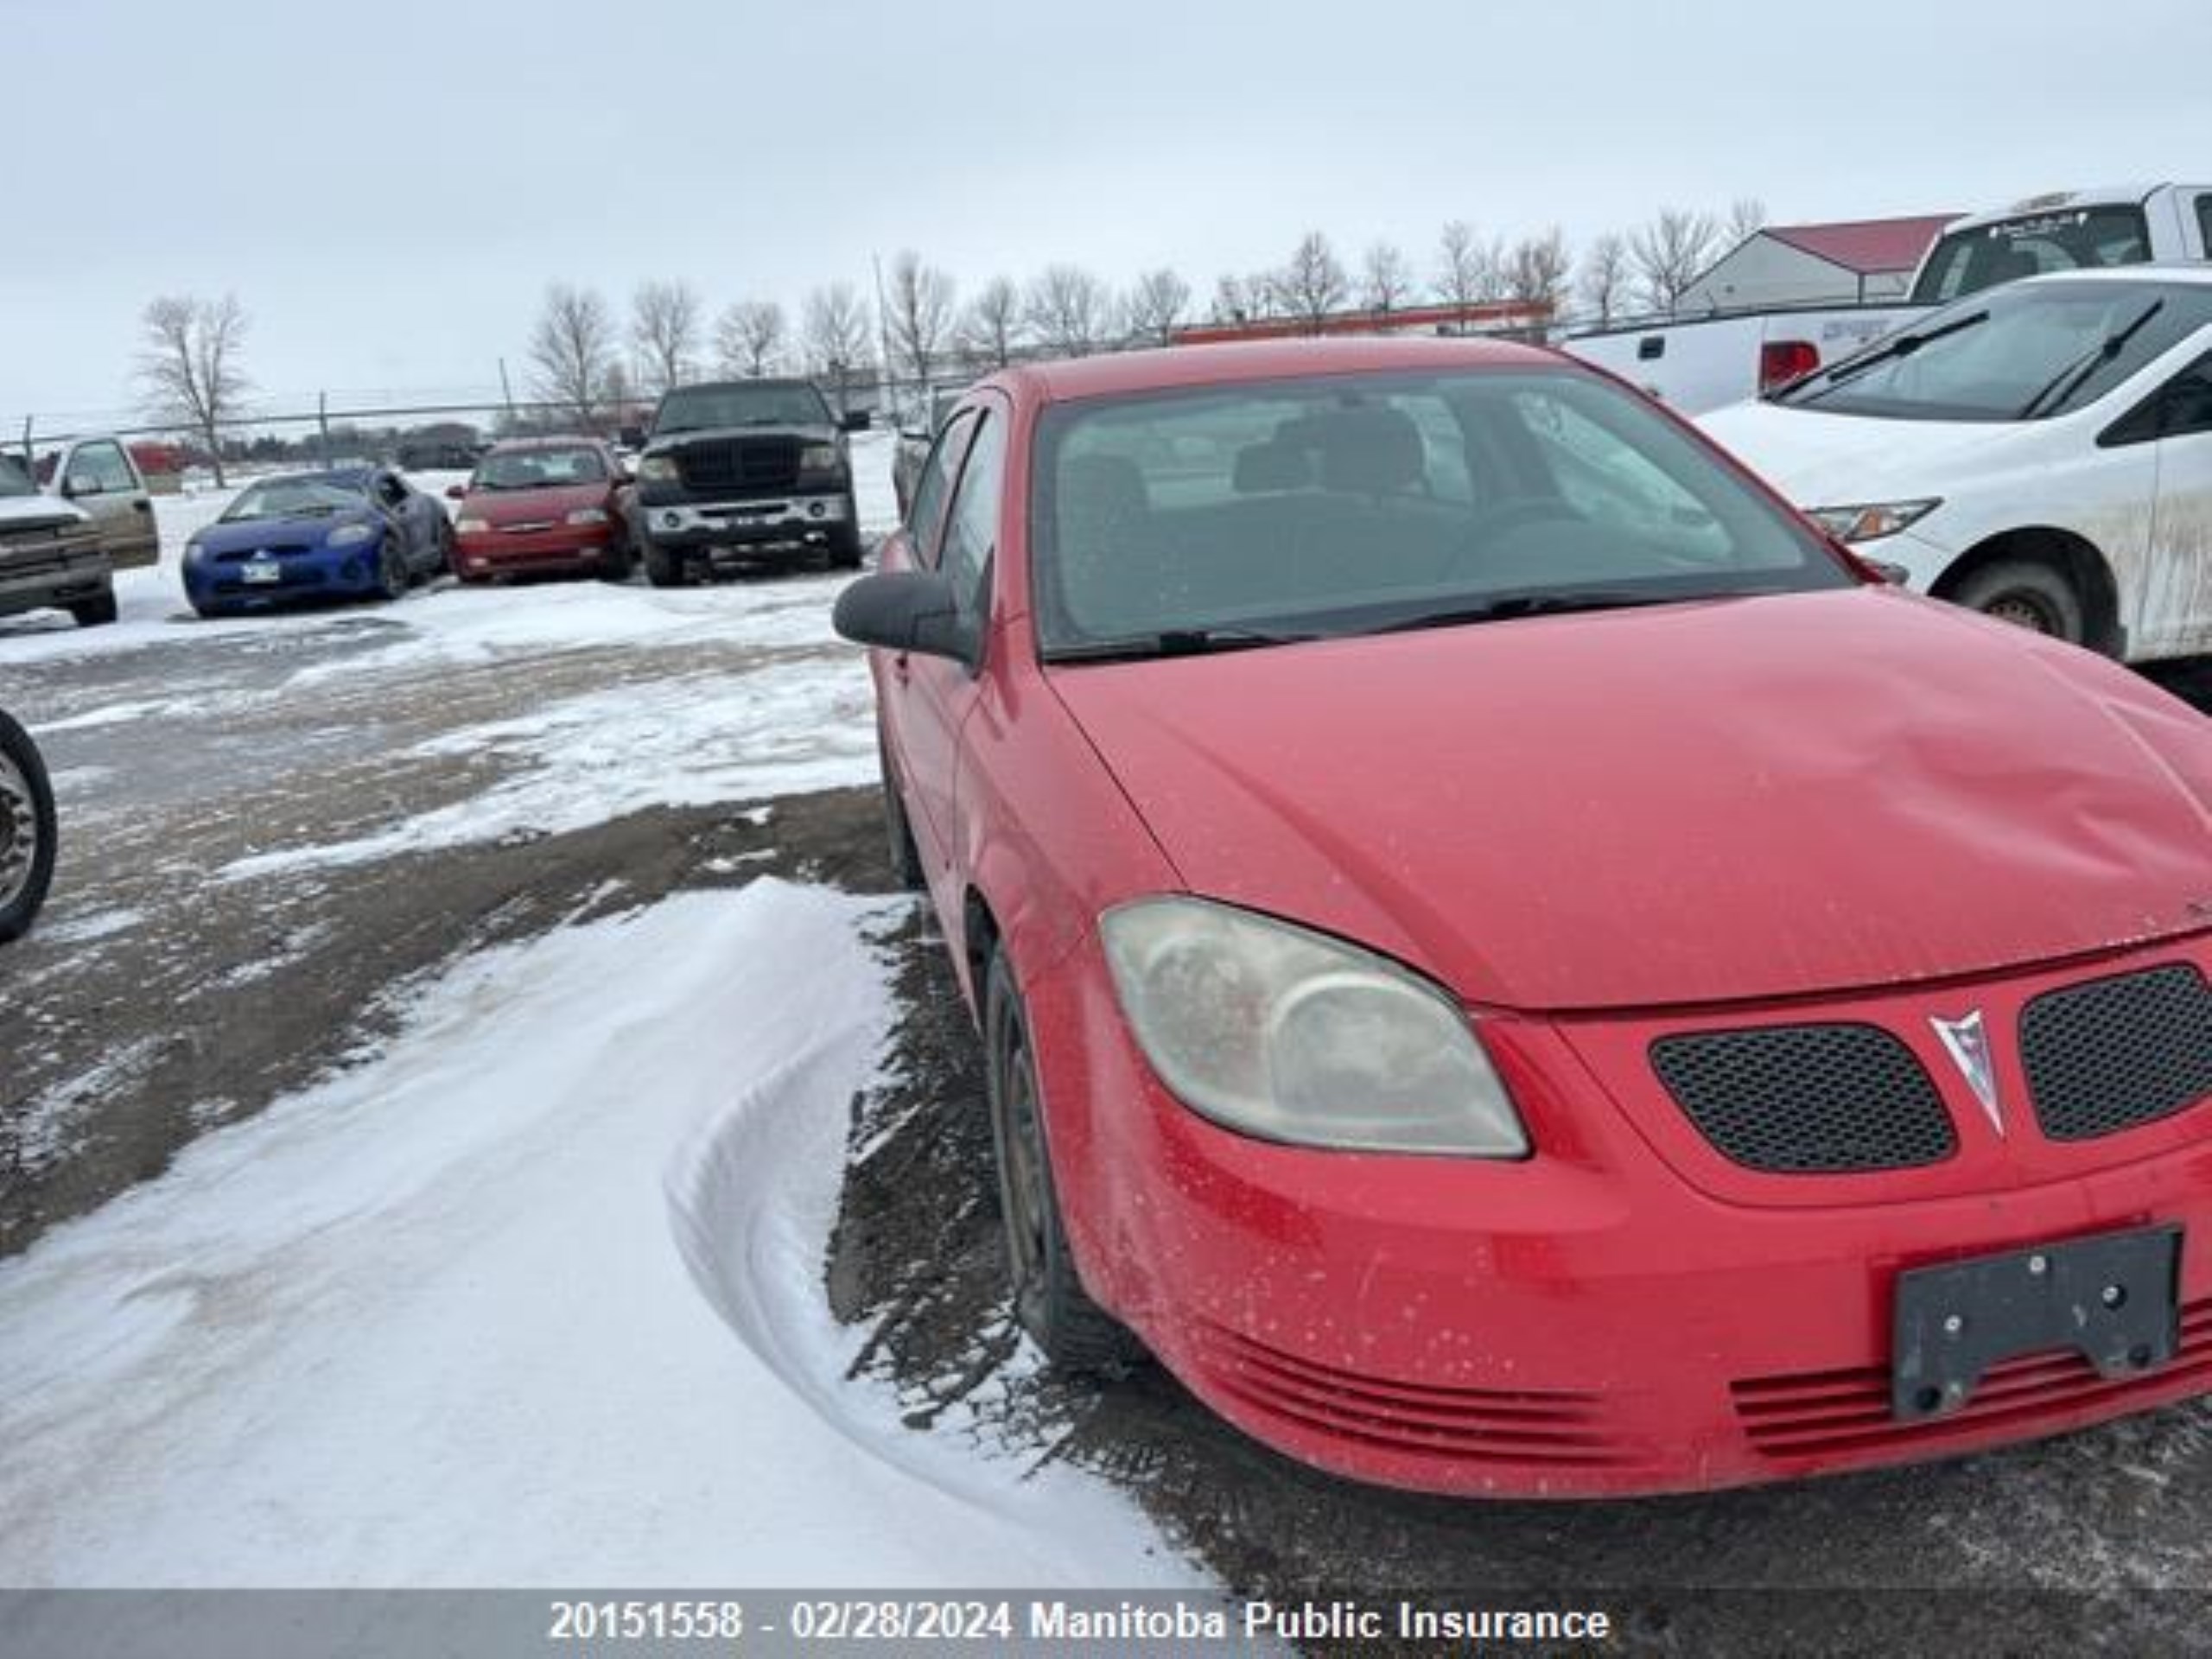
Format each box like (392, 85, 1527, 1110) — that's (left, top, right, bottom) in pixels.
(0, 880, 1191, 1587)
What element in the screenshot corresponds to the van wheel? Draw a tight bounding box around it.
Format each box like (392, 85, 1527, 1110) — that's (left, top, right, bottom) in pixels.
(983, 946, 1144, 1376)
(0, 709, 58, 944)
(1947, 558, 2086, 645)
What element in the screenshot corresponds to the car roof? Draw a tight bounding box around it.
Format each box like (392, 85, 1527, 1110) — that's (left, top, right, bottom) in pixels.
(1937, 184, 2199, 235)
(1000, 334, 1560, 404)
(486, 434, 602, 452)
(252, 467, 373, 487)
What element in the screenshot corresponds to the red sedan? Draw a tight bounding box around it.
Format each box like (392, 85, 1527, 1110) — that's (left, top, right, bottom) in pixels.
(448, 437, 635, 582)
(834, 335, 2212, 1498)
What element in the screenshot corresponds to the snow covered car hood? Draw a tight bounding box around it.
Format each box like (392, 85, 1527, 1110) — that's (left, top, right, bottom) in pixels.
(0, 494, 88, 532)
(1050, 587, 2212, 1012)
(1698, 397, 2049, 509)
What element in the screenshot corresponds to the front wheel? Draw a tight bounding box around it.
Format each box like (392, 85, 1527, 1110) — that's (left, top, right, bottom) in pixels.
(826, 515, 865, 571)
(643, 543, 686, 588)
(878, 728, 925, 890)
(1946, 557, 2087, 645)
(68, 590, 119, 628)
(984, 947, 1145, 1376)
(375, 541, 409, 601)
(0, 709, 58, 944)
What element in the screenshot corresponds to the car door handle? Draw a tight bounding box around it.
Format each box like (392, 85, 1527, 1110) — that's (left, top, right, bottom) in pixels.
(132, 499, 152, 513)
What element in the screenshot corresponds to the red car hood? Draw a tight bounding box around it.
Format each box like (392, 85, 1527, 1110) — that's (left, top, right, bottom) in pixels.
(461, 482, 609, 525)
(1048, 588, 2212, 1012)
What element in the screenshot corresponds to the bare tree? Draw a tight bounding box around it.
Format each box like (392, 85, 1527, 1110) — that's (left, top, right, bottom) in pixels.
(885, 250, 957, 382)
(137, 295, 250, 486)
(802, 283, 874, 410)
(1502, 227, 1573, 314)
(1122, 268, 1191, 346)
(630, 281, 702, 397)
(1576, 232, 1634, 326)
(1359, 240, 1414, 314)
(1630, 207, 1722, 313)
(1274, 231, 1349, 332)
(1024, 264, 1116, 357)
(1211, 272, 1255, 324)
(1728, 196, 1770, 245)
(715, 299, 788, 377)
(1434, 220, 1501, 321)
(959, 276, 1025, 368)
(527, 283, 616, 426)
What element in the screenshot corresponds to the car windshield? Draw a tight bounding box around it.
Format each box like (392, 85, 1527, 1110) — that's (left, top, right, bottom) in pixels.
(1776, 278, 2212, 422)
(0, 454, 32, 498)
(1909, 204, 2153, 304)
(654, 383, 830, 433)
(1031, 367, 1850, 659)
(474, 445, 607, 489)
(221, 475, 369, 522)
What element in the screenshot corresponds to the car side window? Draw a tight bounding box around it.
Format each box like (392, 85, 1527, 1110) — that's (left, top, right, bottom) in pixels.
(2162, 359, 2212, 439)
(2198, 194, 2212, 257)
(907, 410, 977, 569)
(378, 474, 408, 507)
(67, 442, 134, 494)
(938, 414, 1005, 614)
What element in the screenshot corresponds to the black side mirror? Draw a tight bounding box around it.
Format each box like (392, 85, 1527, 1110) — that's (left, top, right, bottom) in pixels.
(839, 410, 873, 434)
(832, 570, 976, 665)
(619, 425, 646, 448)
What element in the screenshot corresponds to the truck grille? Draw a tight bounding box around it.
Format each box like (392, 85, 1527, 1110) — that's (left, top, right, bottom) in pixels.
(1649, 1024, 1956, 1173)
(676, 439, 801, 495)
(2021, 963, 2212, 1142)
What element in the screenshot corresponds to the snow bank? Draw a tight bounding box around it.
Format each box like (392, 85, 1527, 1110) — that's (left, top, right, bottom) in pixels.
(0, 882, 1188, 1587)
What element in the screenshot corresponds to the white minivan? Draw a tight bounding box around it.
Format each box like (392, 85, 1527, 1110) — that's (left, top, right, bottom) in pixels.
(1701, 268, 2212, 663)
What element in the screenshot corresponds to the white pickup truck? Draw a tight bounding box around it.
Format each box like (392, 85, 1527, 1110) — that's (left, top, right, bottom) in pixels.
(1562, 183, 2212, 413)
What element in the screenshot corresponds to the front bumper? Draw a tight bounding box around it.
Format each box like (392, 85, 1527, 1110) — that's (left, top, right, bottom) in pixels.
(1027, 931, 2212, 1497)
(454, 520, 618, 577)
(640, 493, 848, 555)
(184, 543, 385, 610)
(0, 544, 109, 617)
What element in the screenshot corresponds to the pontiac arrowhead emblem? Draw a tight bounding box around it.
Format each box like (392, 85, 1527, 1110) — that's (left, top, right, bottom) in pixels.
(1930, 1010, 2003, 1135)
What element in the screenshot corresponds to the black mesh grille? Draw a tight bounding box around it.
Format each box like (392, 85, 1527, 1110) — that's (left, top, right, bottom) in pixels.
(1650, 1025, 1956, 1173)
(2021, 964, 2212, 1142)
(676, 438, 800, 495)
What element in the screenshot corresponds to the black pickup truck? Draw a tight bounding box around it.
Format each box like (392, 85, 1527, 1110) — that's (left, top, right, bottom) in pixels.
(632, 378, 869, 584)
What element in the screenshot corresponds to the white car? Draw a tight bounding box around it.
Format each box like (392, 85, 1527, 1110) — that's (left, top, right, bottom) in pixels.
(1700, 267, 2212, 663)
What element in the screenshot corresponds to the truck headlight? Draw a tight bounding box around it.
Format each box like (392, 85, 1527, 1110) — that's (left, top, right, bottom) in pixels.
(639, 454, 678, 482)
(798, 443, 840, 475)
(327, 522, 377, 548)
(1099, 897, 1529, 1157)
(1807, 499, 1940, 543)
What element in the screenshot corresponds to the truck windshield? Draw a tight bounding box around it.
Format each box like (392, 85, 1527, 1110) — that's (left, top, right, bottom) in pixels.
(1777, 278, 2212, 422)
(1910, 205, 2153, 304)
(0, 455, 33, 498)
(654, 384, 831, 434)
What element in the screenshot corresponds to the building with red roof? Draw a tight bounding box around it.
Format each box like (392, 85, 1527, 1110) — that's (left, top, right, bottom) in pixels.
(1680, 213, 1961, 312)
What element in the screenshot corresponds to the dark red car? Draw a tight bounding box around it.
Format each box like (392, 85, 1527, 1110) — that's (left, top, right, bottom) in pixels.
(835, 334, 2212, 1498)
(448, 436, 635, 582)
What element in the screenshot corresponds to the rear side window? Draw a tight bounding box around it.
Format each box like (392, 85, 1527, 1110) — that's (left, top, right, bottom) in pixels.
(938, 416, 1004, 613)
(1910, 205, 2152, 304)
(906, 410, 976, 568)
(67, 442, 136, 493)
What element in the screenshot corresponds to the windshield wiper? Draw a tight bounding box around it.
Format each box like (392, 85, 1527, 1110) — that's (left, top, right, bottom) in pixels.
(2014, 299, 2165, 420)
(1786, 309, 1991, 402)
(1372, 589, 1705, 633)
(1047, 625, 1318, 663)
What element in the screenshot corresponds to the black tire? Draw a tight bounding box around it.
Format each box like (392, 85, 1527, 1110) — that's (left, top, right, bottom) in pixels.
(643, 543, 686, 588)
(68, 589, 119, 628)
(826, 515, 865, 571)
(598, 538, 637, 583)
(375, 540, 409, 601)
(429, 519, 454, 579)
(0, 709, 58, 944)
(1946, 557, 2087, 645)
(878, 728, 925, 890)
(983, 946, 1144, 1376)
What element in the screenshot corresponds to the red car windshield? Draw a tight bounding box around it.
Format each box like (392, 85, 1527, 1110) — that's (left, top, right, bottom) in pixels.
(475, 447, 607, 490)
(1030, 368, 1847, 658)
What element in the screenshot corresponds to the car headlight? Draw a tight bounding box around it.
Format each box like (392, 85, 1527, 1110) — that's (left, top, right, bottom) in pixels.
(455, 516, 490, 536)
(327, 521, 377, 548)
(1099, 897, 1529, 1157)
(565, 507, 610, 526)
(184, 535, 207, 563)
(798, 443, 840, 474)
(1806, 499, 1940, 543)
(639, 454, 677, 482)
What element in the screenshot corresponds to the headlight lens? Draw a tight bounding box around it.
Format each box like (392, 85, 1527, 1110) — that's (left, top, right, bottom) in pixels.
(454, 516, 489, 536)
(327, 521, 377, 548)
(184, 535, 206, 563)
(798, 442, 840, 474)
(1806, 499, 1940, 543)
(1099, 897, 1529, 1157)
(565, 506, 610, 526)
(639, 454, 677, 482)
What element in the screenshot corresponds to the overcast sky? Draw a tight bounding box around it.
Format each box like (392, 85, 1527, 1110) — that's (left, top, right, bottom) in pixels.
(5, 0, 2208, 428)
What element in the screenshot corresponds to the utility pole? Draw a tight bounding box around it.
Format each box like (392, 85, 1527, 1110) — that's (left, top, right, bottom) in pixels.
(497, 356, 518, 431)
(319, 391, 331, 467)
(871, 253, 893, 406)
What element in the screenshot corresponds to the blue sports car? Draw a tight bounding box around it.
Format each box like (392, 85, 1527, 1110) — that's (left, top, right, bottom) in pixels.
(181, 467, 452, 617)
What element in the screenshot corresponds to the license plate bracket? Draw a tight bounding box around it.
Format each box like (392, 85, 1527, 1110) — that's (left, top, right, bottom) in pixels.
(1891, 1225, 2181, 1421)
